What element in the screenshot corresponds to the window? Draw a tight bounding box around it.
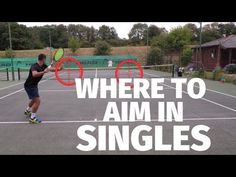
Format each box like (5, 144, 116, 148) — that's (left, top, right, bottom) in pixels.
(211, 49, 217, 59)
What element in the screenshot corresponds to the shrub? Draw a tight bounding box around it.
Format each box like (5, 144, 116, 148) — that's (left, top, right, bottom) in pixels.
(146, 47, 164, 65)
(192, 70, 204, 78)
(204, 71, 214, 80)
(94, 41, 111, 55)
(213, 66, 222, 80)
(68, 37, 79, 53)
(5, 48, 15, 58)
(79, 40, 92, 48)
(181, 48, 192, 66)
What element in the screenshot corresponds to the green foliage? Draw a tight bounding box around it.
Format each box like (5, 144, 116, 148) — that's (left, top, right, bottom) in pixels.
(79, 40, 92, 48)
(68, 37, 80, 53)
(204, 71, 214, 80)
(213, 66, 222, 80)
(193, 71, 204, 78)
(2, 22, 236, 51)
(218, 23, 236, 36)
(147, 47, 164, 65)
(184, 23, 199, 42)
(166, 27, 192, 51)
(97, 25, 118, 41)
(181, 48, 193, 66)
(201, 23, 221, 43)
(5, 48, 15, 58)
(151, 33, 169, 51)
(147, 25, 166, 40)
(108, 39, 128, 47)
(128, 23, 148, 45)
(94, 41, 111, 55)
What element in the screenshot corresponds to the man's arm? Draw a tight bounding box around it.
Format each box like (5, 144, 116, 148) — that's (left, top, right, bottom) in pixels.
(48, 65, 63, 72)
(32, 68, 49, 77)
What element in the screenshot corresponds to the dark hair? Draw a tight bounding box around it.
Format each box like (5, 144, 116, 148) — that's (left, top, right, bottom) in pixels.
(38, 54, 46, 61)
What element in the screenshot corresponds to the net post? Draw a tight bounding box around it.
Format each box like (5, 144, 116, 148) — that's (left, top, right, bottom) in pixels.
(6, 68, 9, 81)
(172, 64, 175, 77)
(18, 68, 20, 80)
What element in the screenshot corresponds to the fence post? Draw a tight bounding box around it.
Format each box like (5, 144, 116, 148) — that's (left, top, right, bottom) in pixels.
(6, 68, 9, 81)
(18, 68, 20, 80)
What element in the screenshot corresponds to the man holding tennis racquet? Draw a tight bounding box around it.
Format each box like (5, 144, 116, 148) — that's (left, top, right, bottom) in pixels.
(24, 54, 57, 124)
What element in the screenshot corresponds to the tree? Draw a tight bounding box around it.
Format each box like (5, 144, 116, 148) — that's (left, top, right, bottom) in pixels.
(94, 41, 111, 55)
(88, 26, 98, 44)
(39, 25, 69, 48)
(181, 48, 193, 66)
(147, 47, 164, 65)
(68, 37, 80, 53)
(146, 25, 166, 41)
(184, 23, 199, 43)
(0, 22, 10, 50)
(0, 23, 32, 50)
(166, 27, 192, 66)
(150, 33, 169, 51)
(128, 23, 148, 45)
(218, 23, 236, 36)
(68, 24, 90, 41)
(167, 27, 192, 52)
(201, 23, 221, 43)
(28, 26, 44, 49)
(97, 25, 118, 41)
(53, 24, 69, 48)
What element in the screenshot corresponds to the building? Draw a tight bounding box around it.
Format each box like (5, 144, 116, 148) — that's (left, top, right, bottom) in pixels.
(192, 35, 236, 70)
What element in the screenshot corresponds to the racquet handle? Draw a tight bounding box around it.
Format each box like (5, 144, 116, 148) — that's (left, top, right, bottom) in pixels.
(48, 61, 54, 69)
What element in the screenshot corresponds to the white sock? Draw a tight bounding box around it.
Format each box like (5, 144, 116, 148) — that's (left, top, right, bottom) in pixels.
(26, 107, 31, 112)
(31, 113, 36, 119)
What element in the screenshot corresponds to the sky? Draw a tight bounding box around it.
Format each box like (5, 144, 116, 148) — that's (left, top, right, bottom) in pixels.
(18, 22, 213, 39)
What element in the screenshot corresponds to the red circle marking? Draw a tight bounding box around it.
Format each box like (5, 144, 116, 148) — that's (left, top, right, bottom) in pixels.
(115, 60, 144, 89)
(55, 57, 83, 86)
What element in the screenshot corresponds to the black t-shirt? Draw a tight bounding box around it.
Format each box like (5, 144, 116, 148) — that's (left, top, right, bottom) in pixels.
(24, 63, 48, 87)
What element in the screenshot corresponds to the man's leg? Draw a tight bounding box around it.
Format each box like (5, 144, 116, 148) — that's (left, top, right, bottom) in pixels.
(31, 97, 40, 118)
(28, 99, 34, 108)
(25, 99, 34, 112)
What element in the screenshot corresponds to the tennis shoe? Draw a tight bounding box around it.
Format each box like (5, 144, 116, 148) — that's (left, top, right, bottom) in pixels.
(29, 117, 42, 124)
(24, 110, 31, 117)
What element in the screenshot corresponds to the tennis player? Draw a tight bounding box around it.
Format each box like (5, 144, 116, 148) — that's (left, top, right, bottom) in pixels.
(108, 59, 113, 68)
(24, 54, 56, 124)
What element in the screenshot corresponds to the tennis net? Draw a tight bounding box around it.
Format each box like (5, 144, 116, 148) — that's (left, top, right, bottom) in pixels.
(0, 68, 9, 81)
(17, 64, 174, 81)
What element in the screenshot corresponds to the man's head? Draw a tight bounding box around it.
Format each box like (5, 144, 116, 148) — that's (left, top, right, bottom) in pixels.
(38, 54, 47, 65)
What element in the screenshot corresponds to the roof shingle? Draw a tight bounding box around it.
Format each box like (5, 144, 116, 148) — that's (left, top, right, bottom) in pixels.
(194, 35, 236, 49)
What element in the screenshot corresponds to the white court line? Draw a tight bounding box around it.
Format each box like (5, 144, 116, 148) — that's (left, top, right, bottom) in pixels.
(0, 75, 56, 100)
(144, 72, 236, 99)
(0, 81, 25, 91)
(18, 87, 173, 92)
(0, 72, 55, 91)
(19, 89, 75, 92)
(160, 82, 236, 113)
(0, 88, 24, 100)
(144, 73, 236, 113)
(194, 86, 236, 99)
(0, 117, 236, 124)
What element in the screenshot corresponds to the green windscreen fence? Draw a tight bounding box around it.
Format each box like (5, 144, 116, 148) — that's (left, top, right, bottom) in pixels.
(0, 55, 137, 70)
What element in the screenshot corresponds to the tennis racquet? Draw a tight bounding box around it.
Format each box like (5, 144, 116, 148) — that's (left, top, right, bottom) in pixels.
(48, 48, 64, 68)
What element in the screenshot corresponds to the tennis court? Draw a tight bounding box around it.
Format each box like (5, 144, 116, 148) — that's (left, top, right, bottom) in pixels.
(0, 66, 236, 154)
